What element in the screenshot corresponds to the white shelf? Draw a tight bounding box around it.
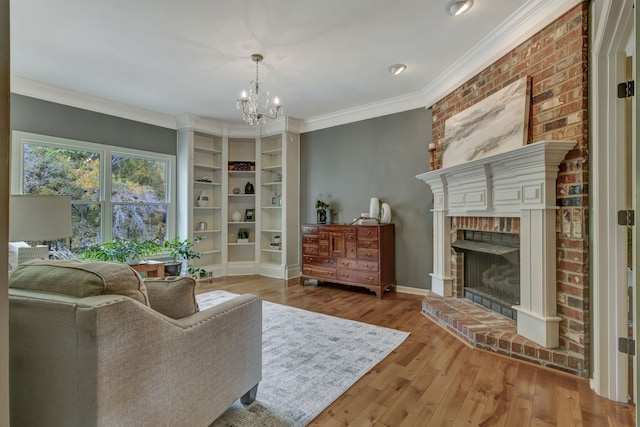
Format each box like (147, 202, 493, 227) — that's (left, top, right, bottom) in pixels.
(193, 206, 222, 210)
(194, 181, 221, 186)
(193, 229, 221, 233)
(228, 194, 255, 197)
(194, 146, 222, 154)
(262, 182, 283, 186)
(200, 249, 222, 255)
(261, 248, 282, 253)
(262, 148, 282, 156)
(261, 164, 282, 170)
(228, 242, 255, 246)
(228, 170, 255, 175)
(228, 221, 255, 225)
(194, 163, 222, 169)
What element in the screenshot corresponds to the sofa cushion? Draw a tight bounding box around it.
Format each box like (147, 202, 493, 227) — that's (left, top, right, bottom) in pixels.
(144, 276, 199, 319)
(9, 259, 149, 306)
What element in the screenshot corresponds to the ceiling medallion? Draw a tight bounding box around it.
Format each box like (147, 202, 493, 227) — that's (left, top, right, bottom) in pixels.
(236, 53, 282, 125)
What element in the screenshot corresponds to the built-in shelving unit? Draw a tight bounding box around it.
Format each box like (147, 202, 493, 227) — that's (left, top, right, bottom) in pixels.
(176, 116, 301, 280)
(190, 132, 223, 275)
(226, 138, 257, 274)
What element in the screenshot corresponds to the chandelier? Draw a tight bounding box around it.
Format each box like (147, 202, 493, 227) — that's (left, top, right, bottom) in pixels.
(236, 53, 282, 125)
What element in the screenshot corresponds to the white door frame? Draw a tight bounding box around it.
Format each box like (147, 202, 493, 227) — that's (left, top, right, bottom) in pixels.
(590, 0, 635, 402)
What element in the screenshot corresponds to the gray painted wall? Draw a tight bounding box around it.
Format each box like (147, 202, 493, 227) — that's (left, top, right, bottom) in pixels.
(300, 108, 434, 290)
(10, 94, 176, 155)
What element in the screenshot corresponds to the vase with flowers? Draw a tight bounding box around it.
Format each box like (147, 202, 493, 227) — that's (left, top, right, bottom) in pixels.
(315, 194, 330, 224)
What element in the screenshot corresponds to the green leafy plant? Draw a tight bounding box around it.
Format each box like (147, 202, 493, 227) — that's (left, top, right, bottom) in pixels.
(315, 193, 330, 214)
(237, 228, 250, 239)
(79, 238, 163, 264)
(163, 237, 205, 279)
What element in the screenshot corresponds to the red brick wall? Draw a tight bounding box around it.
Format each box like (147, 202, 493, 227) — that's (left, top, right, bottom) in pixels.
(431, 3, 590, 372)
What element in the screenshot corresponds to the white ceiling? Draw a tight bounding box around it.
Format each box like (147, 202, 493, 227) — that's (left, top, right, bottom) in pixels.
(10, 0, 580, 130)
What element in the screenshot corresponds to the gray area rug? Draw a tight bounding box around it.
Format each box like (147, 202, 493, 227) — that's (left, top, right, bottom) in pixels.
(198, 290, 409, 427)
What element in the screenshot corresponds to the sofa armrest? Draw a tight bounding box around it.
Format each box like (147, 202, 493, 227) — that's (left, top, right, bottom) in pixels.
(90, 293, 262, 425)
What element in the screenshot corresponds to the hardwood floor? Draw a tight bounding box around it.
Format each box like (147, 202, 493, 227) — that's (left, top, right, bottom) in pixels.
(197, 276, 636, 427)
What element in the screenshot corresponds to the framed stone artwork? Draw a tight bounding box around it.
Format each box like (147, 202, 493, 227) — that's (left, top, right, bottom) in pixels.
(442, 76, 530, 169)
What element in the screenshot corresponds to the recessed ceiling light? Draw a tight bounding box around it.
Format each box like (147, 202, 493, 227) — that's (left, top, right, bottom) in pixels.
(389, 64, 407, 75)
(448, 0, 473, 16)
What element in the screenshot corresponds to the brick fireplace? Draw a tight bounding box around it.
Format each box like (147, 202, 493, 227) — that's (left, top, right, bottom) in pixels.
(418, 141, 574, 346)
(417, 141, 585, 374)
(418, 3, 589, 377)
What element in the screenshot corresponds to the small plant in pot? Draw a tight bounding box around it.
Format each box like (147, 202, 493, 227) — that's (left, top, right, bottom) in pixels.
(163, 237, 206, 279)
(79, 238, 163, 264)
(237, 228, 250, 243)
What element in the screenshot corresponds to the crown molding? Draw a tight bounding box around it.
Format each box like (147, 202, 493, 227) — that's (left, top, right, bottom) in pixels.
(300, 90, 426, 133)
(421, 0, 583, 109)
(11, 75, 177, 129)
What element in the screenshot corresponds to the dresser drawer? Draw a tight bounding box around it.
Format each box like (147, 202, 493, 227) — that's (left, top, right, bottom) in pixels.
(336, 269, 380, 285)
(319, 231, 329, 240)
(345, 233, 357, 242)
(302, 265, 336, 280)
(302, 235, 319, 245)
(357, 238, 378, 249)
(336, 258, 379, 272)
(319, 241, 329, 256)
(357, 227, 378, 238)
(302, 226, 318, 234)
(357, 248, 379, 260)
(302, 245, 319, 255)
(346, 242, 357, 258)
(303, 255, 336, 268)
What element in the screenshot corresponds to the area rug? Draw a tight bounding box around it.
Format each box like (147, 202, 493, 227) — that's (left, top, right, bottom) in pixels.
(197, 290, 409, 427)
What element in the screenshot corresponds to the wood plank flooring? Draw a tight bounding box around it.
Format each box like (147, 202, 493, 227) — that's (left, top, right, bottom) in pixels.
(197, 276, 635, 427)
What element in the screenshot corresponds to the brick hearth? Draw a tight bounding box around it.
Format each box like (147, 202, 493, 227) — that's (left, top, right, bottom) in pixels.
(422, 291, 585, 376)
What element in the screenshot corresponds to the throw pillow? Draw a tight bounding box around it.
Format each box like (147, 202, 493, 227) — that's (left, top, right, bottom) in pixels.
(9, 259, 150, 306)
(49, 249, 79, 261)
(145, 276, 199, 319)
(8, 241, 30, 271)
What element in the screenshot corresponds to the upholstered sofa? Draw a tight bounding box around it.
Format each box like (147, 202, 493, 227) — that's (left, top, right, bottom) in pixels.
(9, 259, 262, 427)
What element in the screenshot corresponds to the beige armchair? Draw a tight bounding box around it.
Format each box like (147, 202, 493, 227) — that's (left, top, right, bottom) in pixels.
(9, 259, 262, 427)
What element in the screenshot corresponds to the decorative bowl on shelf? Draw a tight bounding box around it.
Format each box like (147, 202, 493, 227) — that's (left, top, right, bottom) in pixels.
(197, 199, 209, 207)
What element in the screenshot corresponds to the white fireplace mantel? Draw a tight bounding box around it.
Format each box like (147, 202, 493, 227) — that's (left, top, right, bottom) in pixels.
(416, 140, 575, 348)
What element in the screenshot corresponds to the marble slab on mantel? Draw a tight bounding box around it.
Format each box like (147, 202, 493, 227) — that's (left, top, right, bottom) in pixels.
(416, 140, 576, 217)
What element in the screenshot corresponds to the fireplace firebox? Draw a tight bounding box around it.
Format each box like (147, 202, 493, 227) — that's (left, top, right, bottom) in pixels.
(453, 231, 520, 320)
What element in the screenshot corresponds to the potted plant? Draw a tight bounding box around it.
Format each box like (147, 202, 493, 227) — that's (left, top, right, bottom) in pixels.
(273, 235, 281, 244)
(315, 194, 330, 224)
(163, 236, 206, 279)
(237, 228, 250, 243)
(79, 238, 163, 264)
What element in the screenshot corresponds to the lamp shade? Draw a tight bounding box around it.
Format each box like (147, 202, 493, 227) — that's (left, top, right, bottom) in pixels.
(9, 195, 73, 241)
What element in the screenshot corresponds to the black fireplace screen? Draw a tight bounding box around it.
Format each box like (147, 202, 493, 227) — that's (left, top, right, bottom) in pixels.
(453, 231, 520, 320)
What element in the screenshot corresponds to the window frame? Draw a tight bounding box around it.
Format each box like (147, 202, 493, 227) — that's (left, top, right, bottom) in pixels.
(11, 130, 176, 245)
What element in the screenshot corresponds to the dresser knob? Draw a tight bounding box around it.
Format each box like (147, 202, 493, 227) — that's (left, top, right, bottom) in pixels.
(367, 276, 374, 281)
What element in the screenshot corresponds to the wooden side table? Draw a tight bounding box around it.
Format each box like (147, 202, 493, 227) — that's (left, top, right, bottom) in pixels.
(131, 260, 165, 278)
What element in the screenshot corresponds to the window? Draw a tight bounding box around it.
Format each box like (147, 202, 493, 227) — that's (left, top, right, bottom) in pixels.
(11, 131, 175, 250)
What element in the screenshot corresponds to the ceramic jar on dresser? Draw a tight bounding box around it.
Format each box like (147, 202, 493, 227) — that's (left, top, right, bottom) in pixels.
(301, 224, 396, 298)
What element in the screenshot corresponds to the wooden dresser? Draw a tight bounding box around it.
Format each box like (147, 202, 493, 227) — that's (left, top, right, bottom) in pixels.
(301, 224, 395, 298)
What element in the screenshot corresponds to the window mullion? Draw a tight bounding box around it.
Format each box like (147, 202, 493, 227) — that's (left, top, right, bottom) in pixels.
(102, 148, 113, 243)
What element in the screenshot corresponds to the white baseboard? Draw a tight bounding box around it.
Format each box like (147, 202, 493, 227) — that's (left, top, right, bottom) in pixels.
(396, 285, 428, 296)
